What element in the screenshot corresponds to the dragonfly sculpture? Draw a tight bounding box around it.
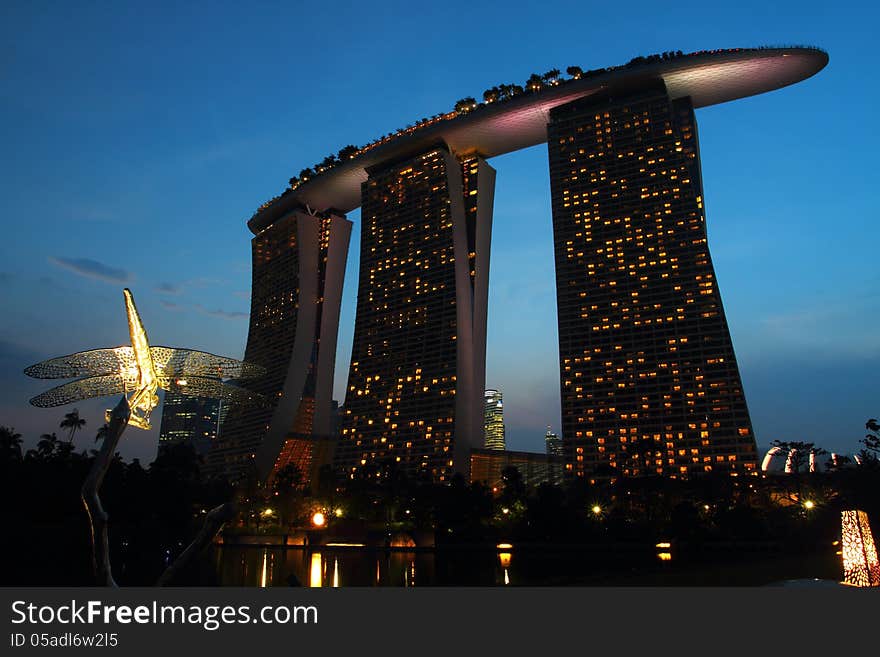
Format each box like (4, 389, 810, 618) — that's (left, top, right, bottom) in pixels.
(24, 288, 264, 430)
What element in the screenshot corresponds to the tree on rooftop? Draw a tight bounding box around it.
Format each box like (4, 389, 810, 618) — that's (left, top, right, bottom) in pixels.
(337, 144, 358, 160)
(454, 97, 477, 113)
(542, 68, 561, 85)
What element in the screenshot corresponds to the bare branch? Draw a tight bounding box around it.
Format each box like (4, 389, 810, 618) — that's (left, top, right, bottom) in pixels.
(81, 395, 131, 587)
(156, 502, 236, 587)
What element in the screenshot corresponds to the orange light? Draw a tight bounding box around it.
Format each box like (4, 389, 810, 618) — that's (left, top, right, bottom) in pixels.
(312, 512, 326, 527)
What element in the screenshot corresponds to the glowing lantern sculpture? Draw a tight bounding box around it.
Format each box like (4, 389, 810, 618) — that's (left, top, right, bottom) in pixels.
(841, 510, 880, 587)
(24, 288, 265, 430)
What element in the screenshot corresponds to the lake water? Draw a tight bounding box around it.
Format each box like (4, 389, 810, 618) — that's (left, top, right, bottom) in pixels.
(211, 545, 842, 587)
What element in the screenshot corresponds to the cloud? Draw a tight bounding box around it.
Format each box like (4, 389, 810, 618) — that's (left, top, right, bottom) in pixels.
(195, 304, 248, 320)
(48, 256, 132, 284)
(155, 282, 181, 295)
(160, 299, 184, 311)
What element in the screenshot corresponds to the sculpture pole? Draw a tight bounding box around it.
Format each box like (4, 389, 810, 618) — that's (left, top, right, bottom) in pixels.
(81, 394, 131, 587)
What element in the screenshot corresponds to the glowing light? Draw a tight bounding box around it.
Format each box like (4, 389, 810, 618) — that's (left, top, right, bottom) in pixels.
(841, 510, 880, 587)
(332, 559, 339, 588)
(260, 549, 269, 588)
(499, 552, 512, 568)
(502, 507, 510, 515)
(325, 542, 365, 548)
(656, 542, 672, 549)
(334, 508, 343, 517)
(591, 505, 602, 515)
(804, 500, 815, 510)
(658, 552, 673, 561)
(261, 508, 274, 517)
(312, 512, 326, 527)
(309, 553, 323, 588)
(496, 543, 513, 550)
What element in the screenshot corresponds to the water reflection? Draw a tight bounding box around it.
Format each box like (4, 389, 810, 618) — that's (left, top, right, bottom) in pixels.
(499, 551, 512, 585)
(310, 553, 322, 588)
(260, 549, 268, 587)
(212, 545, 839, 586)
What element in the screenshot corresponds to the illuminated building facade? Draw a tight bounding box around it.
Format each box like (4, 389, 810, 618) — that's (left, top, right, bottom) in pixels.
(159, 393, 224, 456)
(209, 208, 351, 484)
(484, 389, 506, 450)
(548, 81, 758, 479)
(471, 448, 564, 491)
(545, 426, 563, 457)
(337, 145, 495, 481)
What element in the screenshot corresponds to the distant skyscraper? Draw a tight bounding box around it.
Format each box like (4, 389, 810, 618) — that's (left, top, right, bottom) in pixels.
(484, 389, 506, 451)
(545, 426, 562, 457)
(337, 145, 495, 482)
(159, 393, 223, 456)
(547, 81, 758, 479)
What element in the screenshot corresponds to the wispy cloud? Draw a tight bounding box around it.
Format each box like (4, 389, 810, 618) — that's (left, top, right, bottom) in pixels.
(195, 304, 248, 320)
(48, 256, 132, 284)
(155, 282, 181, 295)
(160, 299, 184, 311)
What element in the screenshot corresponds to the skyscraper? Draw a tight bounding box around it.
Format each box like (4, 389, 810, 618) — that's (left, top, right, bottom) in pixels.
(545, 426, 562, 457)
(484, 389, 506, 451)
(209, 208, 351, 484)
(547, 81, 758, 479)
(337, 145, 495, 482)
(158, 393, 224, 457)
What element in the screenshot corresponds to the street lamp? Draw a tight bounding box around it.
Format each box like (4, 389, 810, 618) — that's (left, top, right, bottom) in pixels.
(312, 511, 326, 527)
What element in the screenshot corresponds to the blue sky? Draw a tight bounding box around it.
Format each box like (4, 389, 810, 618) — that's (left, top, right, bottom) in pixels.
(1, 0, 877, 463)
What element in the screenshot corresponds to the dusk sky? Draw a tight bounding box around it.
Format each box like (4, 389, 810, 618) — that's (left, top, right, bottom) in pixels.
(1, 0, 877, 464)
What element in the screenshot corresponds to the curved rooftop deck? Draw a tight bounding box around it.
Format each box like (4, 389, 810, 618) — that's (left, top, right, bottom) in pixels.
(248, 46, 827, 234)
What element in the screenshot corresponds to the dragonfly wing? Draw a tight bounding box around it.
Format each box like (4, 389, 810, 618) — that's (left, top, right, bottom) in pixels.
(153, 347, 265, 379)
(159, 376, 266, 407)
(29, 374, 128, 407)
(24, 348, 134, 379)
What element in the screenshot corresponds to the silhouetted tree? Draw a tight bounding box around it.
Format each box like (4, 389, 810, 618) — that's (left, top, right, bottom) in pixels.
(60, 408, 86, 444)
(0, 426, 23, 462)
(862, 419, 880, 457)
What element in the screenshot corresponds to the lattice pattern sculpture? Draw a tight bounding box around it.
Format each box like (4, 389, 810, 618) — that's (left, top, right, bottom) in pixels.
(25, 288, 265, 430)
(841, 509, 880, 587)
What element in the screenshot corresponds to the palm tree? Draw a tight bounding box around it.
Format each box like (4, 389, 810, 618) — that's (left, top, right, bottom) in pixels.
(95, 423, 110, 443)
(0, 426, 23, 462)
(37, 432, 59, 458)
(60, 408, 86, 444)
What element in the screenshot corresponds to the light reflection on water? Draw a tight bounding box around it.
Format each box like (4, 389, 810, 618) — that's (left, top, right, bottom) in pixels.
(216, 547, 502, 587)
(211, 545, 840, 587)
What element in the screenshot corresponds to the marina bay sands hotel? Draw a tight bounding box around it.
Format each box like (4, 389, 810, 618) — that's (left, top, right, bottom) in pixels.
(209, 46, 827, 485)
